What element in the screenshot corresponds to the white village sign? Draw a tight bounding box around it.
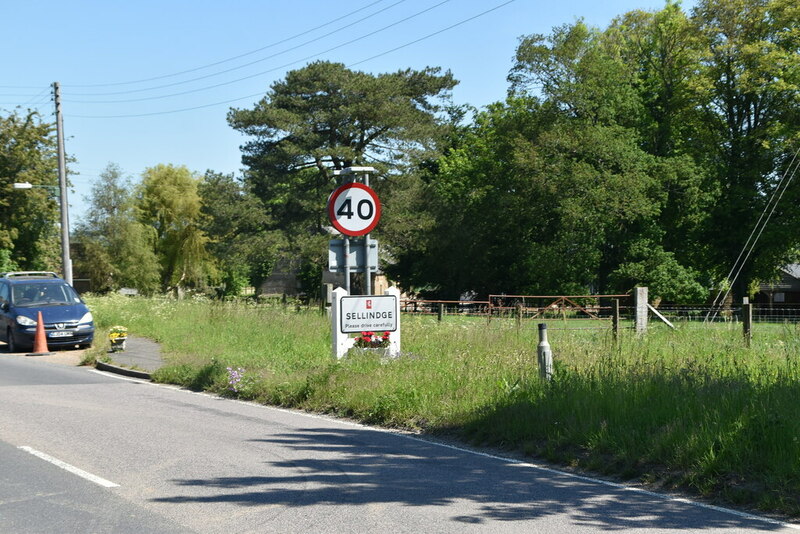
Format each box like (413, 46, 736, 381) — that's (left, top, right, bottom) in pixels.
(339, 294, 398, 333)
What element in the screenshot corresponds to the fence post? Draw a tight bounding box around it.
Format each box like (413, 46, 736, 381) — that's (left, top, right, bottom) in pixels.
(743, 297, 752, 348)
(612, 298, 620, 343)
(635, 287, 648, 335)
(516, 302, 523, 329)
(438, 302, 444, 322)
(321, 283, 333, 316)
(537, 323, 553, 381)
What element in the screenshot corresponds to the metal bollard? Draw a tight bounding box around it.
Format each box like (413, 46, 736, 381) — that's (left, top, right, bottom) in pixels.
(537, 323, 553, 381)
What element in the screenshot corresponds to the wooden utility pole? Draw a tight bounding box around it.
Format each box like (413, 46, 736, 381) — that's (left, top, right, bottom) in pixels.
(53, 82, 72, 285)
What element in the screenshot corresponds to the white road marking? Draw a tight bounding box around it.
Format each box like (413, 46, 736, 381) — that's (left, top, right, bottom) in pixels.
(18, 446, 119, 488)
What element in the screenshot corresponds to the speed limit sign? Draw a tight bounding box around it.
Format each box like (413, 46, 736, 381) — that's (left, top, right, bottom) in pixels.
(328, 182, 381, 236)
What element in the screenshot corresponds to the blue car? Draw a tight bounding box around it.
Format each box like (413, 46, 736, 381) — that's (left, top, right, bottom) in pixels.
(0, 272, 95, 352)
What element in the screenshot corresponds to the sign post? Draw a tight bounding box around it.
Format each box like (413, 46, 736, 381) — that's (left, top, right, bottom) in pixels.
(328, 174, 381, 294)
(328, 239, 378, 273)
(329, 167, 400, 359)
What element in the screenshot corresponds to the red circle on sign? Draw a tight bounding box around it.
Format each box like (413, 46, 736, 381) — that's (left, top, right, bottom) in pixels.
(328, 182, 381, 236)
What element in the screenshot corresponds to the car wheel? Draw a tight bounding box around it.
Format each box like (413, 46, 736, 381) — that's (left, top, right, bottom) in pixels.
(7, 329, 17, 353)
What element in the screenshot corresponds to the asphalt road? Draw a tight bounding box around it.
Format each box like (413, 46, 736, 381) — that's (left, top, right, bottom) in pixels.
(1, 354, 797, 533)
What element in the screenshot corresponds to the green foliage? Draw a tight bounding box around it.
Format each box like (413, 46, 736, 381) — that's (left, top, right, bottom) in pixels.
(392, 0, 798, 300)
(0, 249, 18, 272)
(692, 0, 800, 296)
(197, 171, 285, 292)
(0, 110, 61, 271)
(390, 97, 708, 299)
(610, 240, 707, 303)
(74, 163, 160, 294)
(136, 164, 215, 291)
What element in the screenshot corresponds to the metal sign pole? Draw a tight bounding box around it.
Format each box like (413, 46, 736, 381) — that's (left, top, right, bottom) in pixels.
(364, 170, 372, 295)
(344, 237, 351, 293)
(331, 166, 379, 297)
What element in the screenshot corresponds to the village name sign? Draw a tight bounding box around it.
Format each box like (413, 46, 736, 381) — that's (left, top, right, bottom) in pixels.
(328, 167, 401, 359)
(339, 295, 398, 333)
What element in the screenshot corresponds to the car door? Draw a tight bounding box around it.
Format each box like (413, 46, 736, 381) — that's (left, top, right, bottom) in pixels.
(0, 282, 10, 342)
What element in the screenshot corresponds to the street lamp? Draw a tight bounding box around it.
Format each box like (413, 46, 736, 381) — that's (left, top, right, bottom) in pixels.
(12, 181, 73, 286)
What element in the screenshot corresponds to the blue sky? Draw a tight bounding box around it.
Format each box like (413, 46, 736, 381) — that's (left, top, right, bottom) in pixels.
(2, 0, 694, 226)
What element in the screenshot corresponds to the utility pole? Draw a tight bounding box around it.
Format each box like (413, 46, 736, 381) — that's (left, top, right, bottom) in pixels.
(53, 82, 72, 286)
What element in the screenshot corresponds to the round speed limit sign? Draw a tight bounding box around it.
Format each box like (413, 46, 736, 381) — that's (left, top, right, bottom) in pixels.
(328, 182, 381, 236)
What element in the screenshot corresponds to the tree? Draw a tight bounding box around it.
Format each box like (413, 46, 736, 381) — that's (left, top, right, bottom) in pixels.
(135, 164, 214, 292)
(227, 60, 457, 295)
(387, 7, 715, 300)
(0, 110, 61, 271)
(610, 2, 707, 158)
(73, 163, 159, 293)
(391, 97, 697, 299)
(498, 0, 800, 301)
(198, 171, 285, 295)
(692, 0, 800, 298)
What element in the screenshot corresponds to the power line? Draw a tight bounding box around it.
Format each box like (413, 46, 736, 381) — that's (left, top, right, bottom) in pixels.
(0, 91, 46, 97)
(66, 0, 451, 105)
(0, 87, 52, 111)
(66, 0, 410, 97)
(705, 145, 800, 321)
(21, 87, 51, 108)
(68, 0, 515, 119)
(349, 0, 515, 67)
(62, 0, 394, 89)
(0, 2, 393, 95)
(69, 91, 266, 119)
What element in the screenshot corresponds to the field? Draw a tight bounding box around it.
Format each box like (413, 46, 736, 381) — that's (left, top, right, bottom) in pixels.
(86, 294, 800, 516)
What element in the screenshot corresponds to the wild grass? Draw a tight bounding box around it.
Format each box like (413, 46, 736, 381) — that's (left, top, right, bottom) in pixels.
(87, 293, 800, 516)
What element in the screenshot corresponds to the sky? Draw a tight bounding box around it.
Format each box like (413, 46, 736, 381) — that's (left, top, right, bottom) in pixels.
(2, 0, 696, 228)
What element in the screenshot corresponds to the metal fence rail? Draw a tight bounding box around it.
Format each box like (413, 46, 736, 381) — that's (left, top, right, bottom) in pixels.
(400, 299, 490, 317)
(658, 305, 800, 324)
(400, 299, 800, 326)
(401, 296, 635, 322)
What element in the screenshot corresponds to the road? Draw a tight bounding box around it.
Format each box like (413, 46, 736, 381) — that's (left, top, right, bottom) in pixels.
(0, 354, 797, 533)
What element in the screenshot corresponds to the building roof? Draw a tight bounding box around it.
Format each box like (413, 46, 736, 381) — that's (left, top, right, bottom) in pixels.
(782, 264, 800, 280)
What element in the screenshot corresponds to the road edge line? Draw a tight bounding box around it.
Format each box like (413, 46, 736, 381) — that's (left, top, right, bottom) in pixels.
(18, 446, 120, 488)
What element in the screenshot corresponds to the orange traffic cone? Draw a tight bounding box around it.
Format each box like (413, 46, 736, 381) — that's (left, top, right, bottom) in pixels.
(27, 311, 53, 356)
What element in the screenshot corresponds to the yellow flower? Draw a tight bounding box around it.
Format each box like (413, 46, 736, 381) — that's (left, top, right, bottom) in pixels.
(108, 325, 128, 340)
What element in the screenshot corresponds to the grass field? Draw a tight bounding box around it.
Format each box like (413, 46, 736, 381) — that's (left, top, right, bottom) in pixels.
(86, 293, 800, 517)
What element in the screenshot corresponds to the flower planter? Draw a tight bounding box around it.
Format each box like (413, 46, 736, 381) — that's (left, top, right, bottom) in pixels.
(354, 347, 388, 357)
(108, 325, 128, 353)
(109, 337, 127, 352)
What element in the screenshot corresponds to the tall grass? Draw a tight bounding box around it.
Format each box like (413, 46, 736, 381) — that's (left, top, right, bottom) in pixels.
(88, 294, 800, 516)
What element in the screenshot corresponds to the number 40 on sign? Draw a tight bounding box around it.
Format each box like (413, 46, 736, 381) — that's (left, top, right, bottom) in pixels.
(328, 182, 381, 237)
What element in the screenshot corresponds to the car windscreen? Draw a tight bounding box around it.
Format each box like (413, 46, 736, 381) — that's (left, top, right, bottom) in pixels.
(10, 282, 79, 306)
